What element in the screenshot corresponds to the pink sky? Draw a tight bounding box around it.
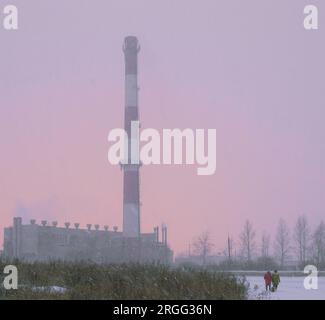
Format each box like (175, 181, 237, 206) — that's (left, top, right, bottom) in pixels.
(1, 0, 325, 255)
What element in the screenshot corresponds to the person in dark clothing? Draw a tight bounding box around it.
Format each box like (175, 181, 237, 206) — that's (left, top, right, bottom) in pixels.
(264, 271, 272, 291)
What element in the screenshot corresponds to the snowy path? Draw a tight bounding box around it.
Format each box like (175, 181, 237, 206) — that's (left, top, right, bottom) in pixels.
(246, 276, 325, 300)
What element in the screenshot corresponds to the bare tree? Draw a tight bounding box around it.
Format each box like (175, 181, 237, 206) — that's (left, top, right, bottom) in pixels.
(260, 232, 271, 258)
(312, 221, 325, 267)
(274, 218, 291, 268)
(294, 215, 310, 265)
(239, 220, 256, 262)
(193, 231, 214, 266)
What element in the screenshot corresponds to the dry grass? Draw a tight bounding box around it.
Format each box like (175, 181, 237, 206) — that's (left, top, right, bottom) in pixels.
(0, 260, 247, 300)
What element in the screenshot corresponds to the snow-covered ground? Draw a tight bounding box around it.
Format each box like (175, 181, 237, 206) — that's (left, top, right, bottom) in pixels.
(31, 286, 67, 294)
(246, 276, 325, 300)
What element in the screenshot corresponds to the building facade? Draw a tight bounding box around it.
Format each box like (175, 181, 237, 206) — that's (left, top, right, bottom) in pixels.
(3, 217, 172, 263)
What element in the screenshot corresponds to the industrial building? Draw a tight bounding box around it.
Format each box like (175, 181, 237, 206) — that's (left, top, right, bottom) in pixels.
(2, 36, 173, 264)
(3, 218, 171, 263)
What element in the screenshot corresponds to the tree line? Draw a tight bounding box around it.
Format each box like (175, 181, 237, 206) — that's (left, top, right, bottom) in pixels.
(192, 215, 325, 270)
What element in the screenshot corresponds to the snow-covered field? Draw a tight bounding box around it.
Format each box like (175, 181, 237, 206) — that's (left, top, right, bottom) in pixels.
(246, 276, 325, 300)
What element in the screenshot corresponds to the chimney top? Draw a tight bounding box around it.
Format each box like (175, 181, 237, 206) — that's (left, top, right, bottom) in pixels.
(123, 36, 140, 53)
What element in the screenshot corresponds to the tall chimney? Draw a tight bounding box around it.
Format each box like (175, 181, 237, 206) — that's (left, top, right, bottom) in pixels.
(122, 36, 141, 238)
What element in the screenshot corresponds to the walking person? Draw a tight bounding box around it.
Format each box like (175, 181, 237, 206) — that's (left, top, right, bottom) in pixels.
(271, 270, 280, 291)
(264, 271, 272, 291)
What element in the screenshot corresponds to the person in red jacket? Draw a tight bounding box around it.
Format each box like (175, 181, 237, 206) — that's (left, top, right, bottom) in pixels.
(264, 271, 272, 291)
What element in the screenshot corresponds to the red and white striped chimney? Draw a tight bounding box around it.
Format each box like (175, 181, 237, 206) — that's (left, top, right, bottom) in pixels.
(122, 36, 141, 238)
